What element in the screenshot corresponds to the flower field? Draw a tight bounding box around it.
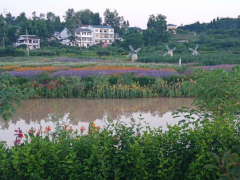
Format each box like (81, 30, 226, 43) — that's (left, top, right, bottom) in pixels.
(0, 56, 239, 99)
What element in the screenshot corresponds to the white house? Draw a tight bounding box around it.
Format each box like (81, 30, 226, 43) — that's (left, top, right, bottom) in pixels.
(15, 35, 40, 49)
(87, 25, 114, 45)
(60, 27, 93, 47)
(75, 28, 93, 47)
(167, 24, 177, 34)
(60, 25, 115, 47)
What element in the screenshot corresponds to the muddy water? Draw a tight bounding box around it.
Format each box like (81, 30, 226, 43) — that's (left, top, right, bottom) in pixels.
(0, 98, 194, 145)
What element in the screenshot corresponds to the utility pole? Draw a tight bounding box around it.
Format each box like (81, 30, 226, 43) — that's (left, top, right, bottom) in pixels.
(26, 29, 29, 57)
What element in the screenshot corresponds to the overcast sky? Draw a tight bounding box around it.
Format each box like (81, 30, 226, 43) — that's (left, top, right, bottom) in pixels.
(2, 0, 240, 29)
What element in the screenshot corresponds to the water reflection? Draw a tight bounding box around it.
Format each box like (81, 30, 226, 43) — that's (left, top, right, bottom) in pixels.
(0, 98, 194, 146)
(0, 98, 194, 130)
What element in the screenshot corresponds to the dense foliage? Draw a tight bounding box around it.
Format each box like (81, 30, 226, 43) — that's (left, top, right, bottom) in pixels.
(0, 113, 239, 179)
(178, 17, 240, 34)
(138, 52, 240, 65)
(1, 63, 240, 179)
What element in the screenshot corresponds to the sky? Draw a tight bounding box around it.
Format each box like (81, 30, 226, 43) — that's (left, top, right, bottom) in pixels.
(1, 0, 240, 29)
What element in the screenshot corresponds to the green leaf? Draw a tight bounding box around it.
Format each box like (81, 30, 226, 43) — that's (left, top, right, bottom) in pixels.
(204, 164, 219, 169)
(226, 162, 236, 169)
(210, 152, 220, 164)
(219, 176, 231, 180)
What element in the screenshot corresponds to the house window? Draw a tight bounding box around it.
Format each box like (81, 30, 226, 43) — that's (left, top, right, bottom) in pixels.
(33, 40, 38, 43)
(29, 40, 32, 43)
(104, 30, 107, 33)
(95, 29, 98, 32)
(87, 32, 91, 35)
(82, 32, 86, 35)
(96, 34, 99, 37)
(110, 30, 113, 32)
(109, 40, 112, 43)
(100, 30, 102, 32)
(76, 32, 80, 34)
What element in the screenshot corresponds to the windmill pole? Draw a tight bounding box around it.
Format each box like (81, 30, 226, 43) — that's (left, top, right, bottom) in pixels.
(26, 29, 29, 57)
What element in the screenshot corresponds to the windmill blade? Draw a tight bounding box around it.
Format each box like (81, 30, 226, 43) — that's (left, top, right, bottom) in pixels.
(129, 45, 134, 52)
(135, 48, 141, 52)
(166, 45, 169, 51)
(163, 52, 168, 56)
(126, 53, 132, 57)
(195, 45, 199, 51)
(189, 48, 194, 51)
(171, 47, 176, 51)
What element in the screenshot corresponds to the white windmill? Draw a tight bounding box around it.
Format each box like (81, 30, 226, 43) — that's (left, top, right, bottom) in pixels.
(127, 45, 141, 62)
(163, 45, 176, 57)
(189, 45, 200, 55)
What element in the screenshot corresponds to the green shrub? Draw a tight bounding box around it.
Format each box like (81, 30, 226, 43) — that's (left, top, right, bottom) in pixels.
(14, 49, 26, 57)
(0, 115, 239, 179)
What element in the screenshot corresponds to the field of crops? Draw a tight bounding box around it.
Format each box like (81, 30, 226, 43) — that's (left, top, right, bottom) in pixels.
(138, 52, 240, 65)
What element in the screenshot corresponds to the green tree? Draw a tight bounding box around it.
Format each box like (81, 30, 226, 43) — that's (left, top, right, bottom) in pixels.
(64, 8, 75, 21)
(77, 9, 94, 25)
(190, 66, 240, 117)
(0, 14, 7, 44)
(176, 44, 187, 54)
(122, 32, 144, 50)
(5, 12, 15, 25)
(0, 73, 34, 121)
(143, 29, 159, 46)
(92, 13, 102, 25)
(15, 12, 27, 24)
(147, 14, 167, 34)
(103, 9, 124, 33)
(46, 12, 56, 22)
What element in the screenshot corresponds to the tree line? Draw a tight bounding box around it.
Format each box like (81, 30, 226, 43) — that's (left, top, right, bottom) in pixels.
(178, 17, 240, 34)
(0, 8, 170, 48)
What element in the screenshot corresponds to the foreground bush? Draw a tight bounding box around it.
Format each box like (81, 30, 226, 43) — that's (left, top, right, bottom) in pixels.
(0, 114, 239, 180)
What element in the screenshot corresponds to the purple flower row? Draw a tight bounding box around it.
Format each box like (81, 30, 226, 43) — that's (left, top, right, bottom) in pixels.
(184, 64, 236, 75)
(200, 64, 235, 71)
(3, 71, 42, 78)
(51, 70, 180, 78)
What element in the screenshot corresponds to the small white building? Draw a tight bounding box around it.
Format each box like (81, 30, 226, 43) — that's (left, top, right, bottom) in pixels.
(75, 28, 93, 47)
(87, 25, 114, 45)
(15, 35, 40, 49)
(167, 24, 177, 34)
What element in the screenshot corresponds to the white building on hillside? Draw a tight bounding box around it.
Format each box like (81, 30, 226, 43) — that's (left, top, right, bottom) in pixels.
(60, 25, 115, 47)
(15, 35, 40, 49)
(60, 27, 93, 47)
(87, 25, 114, 45)
(167, 24, 177, 34)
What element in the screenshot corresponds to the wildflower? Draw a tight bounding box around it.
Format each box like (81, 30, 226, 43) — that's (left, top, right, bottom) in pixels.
(69, 126, 73, 131)
(80, 126, 85, 133)
(14, 128, 23, 138)
(97, 126, 100, 129)
(37, 129, 41, 135)
(45, 126, 51, 133)
(92, 123, 96, 127)
(29, 127, 36, 134)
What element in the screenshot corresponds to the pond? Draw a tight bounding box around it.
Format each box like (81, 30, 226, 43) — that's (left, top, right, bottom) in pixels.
(0, 98, 194, 145)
